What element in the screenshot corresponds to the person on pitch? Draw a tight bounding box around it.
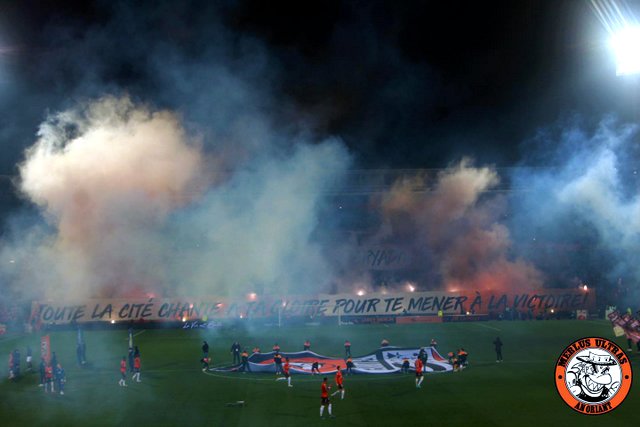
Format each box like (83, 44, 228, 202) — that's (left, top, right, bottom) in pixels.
(230, 341, 241, 364)
(276, 357, 293, 387)
(132, 354, 141, 382)
(493, 337, 503, 362)
(331, 369, 345, 399)
(44, 362, 54, 393)
(55, 363, 66, 395)
(202, 341, 209, 358)
(344, 340, 351, 357)
(200, 355, 211, 371)
(274, 352, 283, 375)
(119, 356, 127, 387)
(401, 357, 410, 374)
(415, 357, 424, 388)
(345, 357, 354, 375)
(320, 377, 334, 418)
(241, 349, 251, 372)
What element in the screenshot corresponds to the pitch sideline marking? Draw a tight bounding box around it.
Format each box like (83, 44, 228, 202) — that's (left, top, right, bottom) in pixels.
(123, 330, 146, 340)
(472, 323, 501, 331)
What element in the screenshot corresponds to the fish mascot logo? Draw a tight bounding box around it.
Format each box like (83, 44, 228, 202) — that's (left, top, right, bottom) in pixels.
(555, 337, 632, 415)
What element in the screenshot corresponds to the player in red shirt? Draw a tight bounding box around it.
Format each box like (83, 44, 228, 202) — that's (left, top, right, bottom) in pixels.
(44, 362, 54, 393)
(331, 369, 345, 399)
(415, 357, 424, 388)
(132, 355, 141, 382)
(119, 356, 127, 387)
(276, 357, 293, 387)
(320, 377, 334, 418)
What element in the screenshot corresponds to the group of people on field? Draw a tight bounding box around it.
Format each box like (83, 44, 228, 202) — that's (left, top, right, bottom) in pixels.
(7, 347, 66, 395)
(206, 337, 493, 375)
(119, 346, 142, 387)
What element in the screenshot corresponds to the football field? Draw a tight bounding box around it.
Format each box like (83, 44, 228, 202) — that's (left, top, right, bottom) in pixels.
(0, 320, 637, 426)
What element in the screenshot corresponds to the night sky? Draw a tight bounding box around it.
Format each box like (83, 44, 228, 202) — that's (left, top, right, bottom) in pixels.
(1, 0, 634, 175)
(2, 1, 640, 300)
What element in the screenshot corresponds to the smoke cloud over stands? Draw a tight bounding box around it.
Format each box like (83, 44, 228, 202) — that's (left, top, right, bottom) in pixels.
(1, 2, 640, 304)
(510, 118, 640, 299)
(15, 96, 206, 298)
(374, 159, 544, 291)
(2, 96, 351, 299)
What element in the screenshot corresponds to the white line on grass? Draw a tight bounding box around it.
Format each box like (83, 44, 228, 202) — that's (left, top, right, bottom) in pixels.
(123, 330, 146, 340)
(472, 323, 501, 331)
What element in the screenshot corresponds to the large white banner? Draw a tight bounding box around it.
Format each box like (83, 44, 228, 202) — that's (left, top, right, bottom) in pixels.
(31, 289, 595, 324)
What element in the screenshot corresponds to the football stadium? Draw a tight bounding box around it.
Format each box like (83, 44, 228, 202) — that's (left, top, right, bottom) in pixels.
(2, 1, 640, 426)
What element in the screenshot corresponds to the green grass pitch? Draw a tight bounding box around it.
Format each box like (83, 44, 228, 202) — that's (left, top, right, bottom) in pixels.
(0, 320, 637, 426)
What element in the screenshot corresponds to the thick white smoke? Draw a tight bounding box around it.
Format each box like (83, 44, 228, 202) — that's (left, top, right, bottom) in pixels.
(170, 140, 350, 297)
(376, 158, 544, 291)
(512, 117, 640, 295)
(4, 96, 350, 299)
(12, 96, 206, 298)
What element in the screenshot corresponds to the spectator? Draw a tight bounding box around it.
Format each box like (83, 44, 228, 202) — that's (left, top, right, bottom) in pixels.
(493, 337, 503, 363)
(230, 342, 241, 364)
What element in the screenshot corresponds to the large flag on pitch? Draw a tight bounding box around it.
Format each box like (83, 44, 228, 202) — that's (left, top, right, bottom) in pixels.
(213, 346, 452, 374)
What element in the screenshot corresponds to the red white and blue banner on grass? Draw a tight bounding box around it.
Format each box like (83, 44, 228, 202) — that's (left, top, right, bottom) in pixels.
(213, 346, 452, 374)
(608, 310, 640, 342)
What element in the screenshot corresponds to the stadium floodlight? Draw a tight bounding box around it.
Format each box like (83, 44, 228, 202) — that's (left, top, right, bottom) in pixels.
(610, 25, 640, 75)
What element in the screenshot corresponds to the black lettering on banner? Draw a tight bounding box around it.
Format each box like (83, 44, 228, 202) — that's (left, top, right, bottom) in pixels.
(41, 305, 54, 321)
(432, 297, 445, 312)
(488, 294, 507, 310)
(72, 306, 85, 321)
(141, 300, 154, 318)
(343, 299, 355, 314)
(513, 294, 527, 309)
(422, 297, 434, 312)
(470, 293, 483, 312)
(443, 296, 455, 311)
(158, 303, 169, 318)
(98, 304, 113, 320)
(302, 299, 319, 316)
(392, 297, 404, 312)
(365, 298, 380, 313)
(317, 300, 330, 316)
(544, 295, 556, 309)
(407, 297, 422, 312)
(333, 299, 347, 314)
(118, 304, 130, 319)
(454, 296, 468, 313)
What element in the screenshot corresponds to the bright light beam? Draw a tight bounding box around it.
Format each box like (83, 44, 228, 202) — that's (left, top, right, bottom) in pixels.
(611, 26, 640, 75)
(591, 0, 640, 75)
